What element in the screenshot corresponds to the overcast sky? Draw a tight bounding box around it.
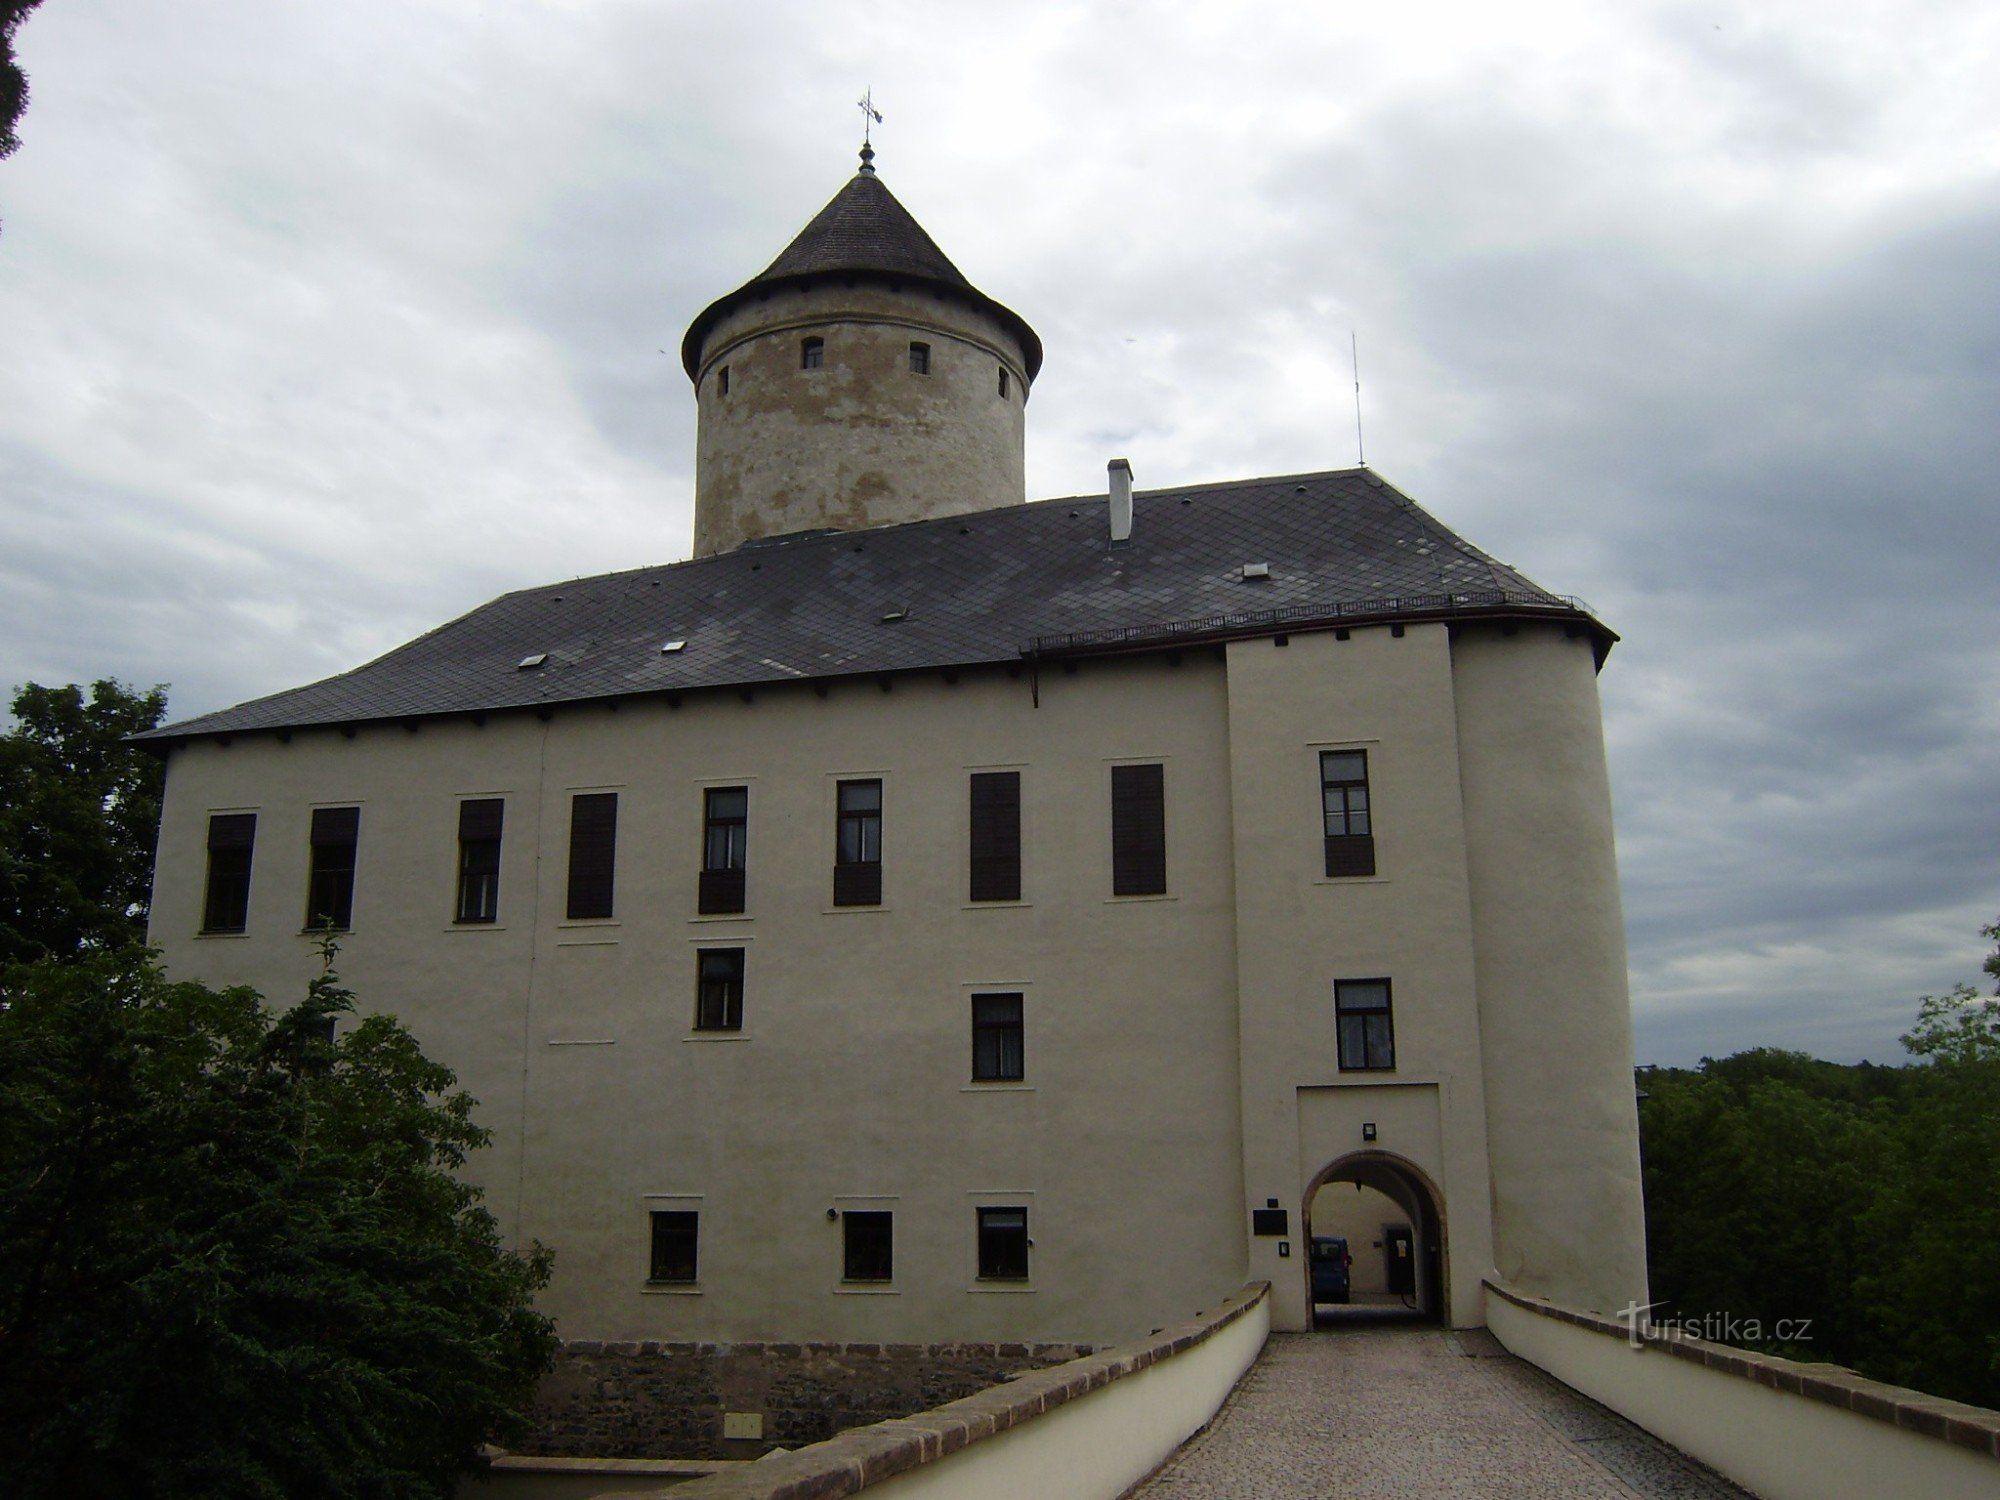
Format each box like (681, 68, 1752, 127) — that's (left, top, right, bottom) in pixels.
(4, 1, 1996, 1065)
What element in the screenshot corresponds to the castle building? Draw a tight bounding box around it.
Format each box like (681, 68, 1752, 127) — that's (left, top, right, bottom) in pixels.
(142, 148, 1649, 1346)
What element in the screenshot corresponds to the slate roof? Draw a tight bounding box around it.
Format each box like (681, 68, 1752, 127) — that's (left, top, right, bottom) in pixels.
(142, 470, 1610, 745)
(680, 168, 1043, 380)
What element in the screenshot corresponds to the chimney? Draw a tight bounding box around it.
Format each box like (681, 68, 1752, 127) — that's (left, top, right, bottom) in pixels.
(1108, 458, 1133, 542)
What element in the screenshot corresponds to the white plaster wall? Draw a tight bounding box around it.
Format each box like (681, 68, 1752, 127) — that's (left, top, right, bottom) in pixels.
(1487, 1294, 2000, 1500)
(690, 284, 1030, 555)
(1222, 624, 1497, 1331)
(1452, 625, 1649, 1317)
(150, 614, 1647, 1350)
(151, 658, 1245, 1348)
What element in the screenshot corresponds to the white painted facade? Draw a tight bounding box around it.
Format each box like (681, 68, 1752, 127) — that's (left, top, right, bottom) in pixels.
(146, 162, 1649, 1347)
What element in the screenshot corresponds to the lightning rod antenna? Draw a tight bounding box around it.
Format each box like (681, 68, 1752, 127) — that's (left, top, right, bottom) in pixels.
(1352, 331, 1366, 468)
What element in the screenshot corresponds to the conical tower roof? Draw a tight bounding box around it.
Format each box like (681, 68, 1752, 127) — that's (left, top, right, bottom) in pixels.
(757, 169, 971, 286)
(681, 161, 1042, 380)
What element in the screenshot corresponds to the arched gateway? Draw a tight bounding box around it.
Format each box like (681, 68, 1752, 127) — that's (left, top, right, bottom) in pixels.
(1303, 1151, 1447, 1324)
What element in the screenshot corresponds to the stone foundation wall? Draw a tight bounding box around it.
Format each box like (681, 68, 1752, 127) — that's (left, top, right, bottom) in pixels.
(519, 1340, 1092, 1461)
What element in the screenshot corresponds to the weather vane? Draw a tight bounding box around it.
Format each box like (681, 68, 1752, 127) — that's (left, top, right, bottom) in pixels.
(857, 87, 883, 173)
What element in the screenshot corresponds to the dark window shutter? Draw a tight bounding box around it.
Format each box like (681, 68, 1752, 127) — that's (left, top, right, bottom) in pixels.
(208, 812, 256, 850)
(459, 799, 504, 841)
(1110, 763, 1166, 896)
(833, 862, 881, 907)
(698, 868, 746, 914)
(566, 793, 618, 920)
(969, 771, 1021, 902)
(306, 806, 359, 930)
(309, 806, 359, 845)
(1323, 833, 1376, 877)
(203, 813, 256, 932)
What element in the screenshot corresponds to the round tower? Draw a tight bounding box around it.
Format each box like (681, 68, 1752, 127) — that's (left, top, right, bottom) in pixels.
(681, 148, 1042, 557)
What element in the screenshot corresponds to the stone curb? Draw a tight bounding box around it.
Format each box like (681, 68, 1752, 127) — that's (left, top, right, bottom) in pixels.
(637, 1282, 1272, 1499)
(1484, 1277, 2000, 1461)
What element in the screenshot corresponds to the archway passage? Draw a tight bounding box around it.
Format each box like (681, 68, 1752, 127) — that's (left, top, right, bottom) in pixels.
(1303, 1151, 1445, 1327)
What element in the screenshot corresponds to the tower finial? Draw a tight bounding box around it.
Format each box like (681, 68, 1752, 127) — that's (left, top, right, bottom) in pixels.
(857, 86, 882, 173)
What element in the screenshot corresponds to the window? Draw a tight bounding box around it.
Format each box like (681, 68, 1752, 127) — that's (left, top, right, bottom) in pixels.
(1335, 979, 1395, 1071)
(908, 341, 930, 374)
(977, 1207, 1029, 1280)
(717, 365, 730, 396)
(843, 1211, 893, 1282)
(1321, 750, 1375, 877)
(566, 792, 618, 920)
(202, 812, 256, 932)
(801, 336, 824, 369)
(998, 366, 1010, 398)
(700, 786, 748, 914)
(649, 1210, 698, 1283)
(833, 778, 882, 906)
(968, 771, 1021, 902)
(696, 948, 745, 1032)
(1110, 763, 1166, 896)
(972, 993, 1024, 1081)
(456, 799, 503, 923)
(305, 806, 359, 930)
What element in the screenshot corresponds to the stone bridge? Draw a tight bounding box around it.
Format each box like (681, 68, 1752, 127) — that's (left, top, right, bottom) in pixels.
(467, 1282, 2000, 1499)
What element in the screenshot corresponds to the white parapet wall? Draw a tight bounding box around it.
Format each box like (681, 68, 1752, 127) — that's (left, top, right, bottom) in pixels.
(1484, 1279, 2000, 1500)
(632, 1283, 1270, 1500)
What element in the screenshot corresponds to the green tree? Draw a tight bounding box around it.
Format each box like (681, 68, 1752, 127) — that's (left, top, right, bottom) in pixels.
(1639, 1054, 1888, 1364)
(0, 946, 556, 1498)
(0, 679, 169, 964)
(1855, 923, 2000, 1407)
(2, 1, 45, 161)
(1639, 915, 2000, 1409)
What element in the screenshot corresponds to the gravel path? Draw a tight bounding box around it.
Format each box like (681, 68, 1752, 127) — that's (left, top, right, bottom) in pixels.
(1131, 1329, 1754, 1499)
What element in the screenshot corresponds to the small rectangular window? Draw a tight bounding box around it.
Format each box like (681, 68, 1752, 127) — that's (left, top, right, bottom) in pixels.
(305, 806, 359, 930)
(972, 993, 1024, 1081)
(908, 341, 930, 374)
(1110, 763, 1166, 896)
(834, 778, 882, 906)
(968, 771, 1021, 902)
(649, 1210, 698, 1283)
(456, 799, 503, 924)
(977, 1206, 1029, 1281)
(202, 812, 256, 933)
(998, 366, 1010, 398)
(566, 792, 618, 920)
(1321, 750, 1376, 877)
(696, 948, 745, 1032)
(700, 786, 748, 914)
(717, 365, 730, 396)
(801, 336, 824, 369)
(1336, 979, 1395, 1071)
(843, 1211, 894, 1282)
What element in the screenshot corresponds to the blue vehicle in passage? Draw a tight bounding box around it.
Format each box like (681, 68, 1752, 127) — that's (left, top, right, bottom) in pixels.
(1310, 1235, 1352, 1304)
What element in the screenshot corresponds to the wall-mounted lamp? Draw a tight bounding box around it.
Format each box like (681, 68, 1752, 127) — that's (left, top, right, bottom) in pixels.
(1362, 1122, 1378, 1142)
(826, 1207, 839, 1221)
(1278, 1241, 1291, 1258)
